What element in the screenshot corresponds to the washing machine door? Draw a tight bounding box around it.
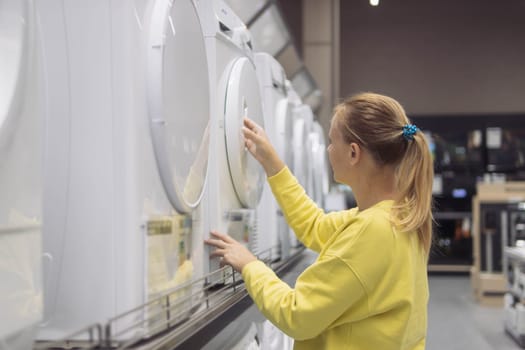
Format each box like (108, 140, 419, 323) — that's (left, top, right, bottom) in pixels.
(147, 0, 210, 214)
(275, 98, 294, 168)
(0, 0, 28, 147)
(293, 116, 309, 189)
(310, 122, 328, 206)
(312, 122, 330, 198)
(224, 57, 265, 208)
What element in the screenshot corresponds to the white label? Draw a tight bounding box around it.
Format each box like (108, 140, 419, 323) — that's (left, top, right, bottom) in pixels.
(486, 127, 502, 149)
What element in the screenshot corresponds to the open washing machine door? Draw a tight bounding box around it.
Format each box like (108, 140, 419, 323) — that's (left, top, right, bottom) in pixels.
(224, 57, 265, 208)
(147, 0, 211, 214)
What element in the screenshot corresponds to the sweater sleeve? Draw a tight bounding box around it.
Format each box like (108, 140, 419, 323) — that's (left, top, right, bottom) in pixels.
(241, 256, 367, 341)
(267, 167, 349, 252)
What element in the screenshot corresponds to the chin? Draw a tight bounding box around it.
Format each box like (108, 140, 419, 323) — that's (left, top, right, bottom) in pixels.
(334, 177, 349, 187)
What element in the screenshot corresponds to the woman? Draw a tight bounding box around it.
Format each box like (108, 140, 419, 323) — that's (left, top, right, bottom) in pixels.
(205, 92, 433, 349)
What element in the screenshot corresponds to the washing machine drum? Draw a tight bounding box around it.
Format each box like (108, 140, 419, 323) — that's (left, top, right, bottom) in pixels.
(147, 0, 210, 214)
(224, 57, 265, 209)
(0, 0, 29, 145)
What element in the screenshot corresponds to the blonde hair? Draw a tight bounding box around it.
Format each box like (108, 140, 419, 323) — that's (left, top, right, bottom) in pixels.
(334, 92, 434, 256)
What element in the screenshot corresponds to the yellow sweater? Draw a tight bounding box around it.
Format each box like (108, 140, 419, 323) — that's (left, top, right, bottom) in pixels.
(242, 167, 428, 349)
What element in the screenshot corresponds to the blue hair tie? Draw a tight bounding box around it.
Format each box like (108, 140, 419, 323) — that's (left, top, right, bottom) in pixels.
(402, 124, 418, 141)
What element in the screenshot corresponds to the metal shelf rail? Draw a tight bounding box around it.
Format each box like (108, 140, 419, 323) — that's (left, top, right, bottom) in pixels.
(35, 324, 104, 350)
(34, 246, 305, 350)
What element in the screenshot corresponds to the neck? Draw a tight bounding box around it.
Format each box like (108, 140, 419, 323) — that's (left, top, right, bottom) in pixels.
(353, 167, 397, 212)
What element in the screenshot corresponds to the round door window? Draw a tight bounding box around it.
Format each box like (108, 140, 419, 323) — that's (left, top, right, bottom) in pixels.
(147, 0, 210, 213)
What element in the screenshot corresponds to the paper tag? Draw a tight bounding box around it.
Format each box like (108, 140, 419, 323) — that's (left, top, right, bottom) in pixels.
(486, 127, 502, 149)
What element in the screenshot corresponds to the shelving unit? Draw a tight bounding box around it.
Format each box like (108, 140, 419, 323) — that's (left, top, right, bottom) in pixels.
(471, 182, 525, 306)
(412, 115, 525, 276)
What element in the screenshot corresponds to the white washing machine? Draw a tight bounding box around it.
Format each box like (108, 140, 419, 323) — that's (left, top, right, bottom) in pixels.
(309, 121, 330, 209)
(254, 52, 294, 261)
(284, 82, 311, 194)
(0, 1, 43, 349)
(290, 106, 312, 248)
(295, 104, 315, 198)
(38, 0, 213, 340)
(282, 82, 315, 248)
(202, 0, 265, 277)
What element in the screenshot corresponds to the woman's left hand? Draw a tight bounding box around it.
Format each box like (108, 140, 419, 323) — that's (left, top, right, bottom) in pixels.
(205, 231, 258, 273)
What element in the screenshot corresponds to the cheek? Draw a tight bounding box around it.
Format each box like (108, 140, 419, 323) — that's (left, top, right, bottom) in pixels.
(328, 150, 338, 173)
(327, 146, 334, 164)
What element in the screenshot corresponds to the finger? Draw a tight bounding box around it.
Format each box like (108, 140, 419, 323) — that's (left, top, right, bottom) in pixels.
(243, 126, 265, 146)
(210, 230, 236, 244)
(243, 130, 259, 152)
(243, 117, 261, 132)
(204, 238, 226, 249)
(209, 230, 228, 241)
(242, 126, 258, 139)
(210, 249, 226, 258)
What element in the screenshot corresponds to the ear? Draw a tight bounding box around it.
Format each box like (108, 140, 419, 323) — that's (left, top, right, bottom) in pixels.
(348, 142, 361, 165)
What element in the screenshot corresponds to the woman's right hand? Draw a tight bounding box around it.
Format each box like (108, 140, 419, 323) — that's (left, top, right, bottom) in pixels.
(243, 117, 285, 177)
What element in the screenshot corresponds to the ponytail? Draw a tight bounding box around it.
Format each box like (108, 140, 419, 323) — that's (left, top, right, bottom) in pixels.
(392, 132, 434, 256)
